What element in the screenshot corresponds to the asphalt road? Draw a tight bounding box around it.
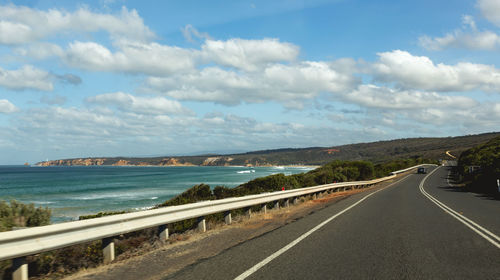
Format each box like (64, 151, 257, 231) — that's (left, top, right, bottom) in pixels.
(165, 166, 500, 279)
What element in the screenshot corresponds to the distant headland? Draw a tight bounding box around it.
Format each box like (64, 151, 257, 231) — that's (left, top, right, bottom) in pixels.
(34, 132, 499, 167)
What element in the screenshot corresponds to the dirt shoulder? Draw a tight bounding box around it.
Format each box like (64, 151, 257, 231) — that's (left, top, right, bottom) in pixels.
(63, 176, 405, 280)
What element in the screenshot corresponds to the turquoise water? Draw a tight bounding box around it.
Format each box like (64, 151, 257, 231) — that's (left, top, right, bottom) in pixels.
(0, 165, 312, 223)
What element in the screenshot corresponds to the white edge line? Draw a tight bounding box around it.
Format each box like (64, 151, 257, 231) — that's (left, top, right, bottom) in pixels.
(419, 167, 500, 248)
(234, 175, 411, 280)
(441, 170, 500, 242)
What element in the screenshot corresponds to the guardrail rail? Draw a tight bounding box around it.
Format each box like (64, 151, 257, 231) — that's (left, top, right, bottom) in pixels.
(0, 164, 431, 280)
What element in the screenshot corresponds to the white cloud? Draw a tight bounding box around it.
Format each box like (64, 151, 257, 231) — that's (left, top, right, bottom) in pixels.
(462, 15, 477, 30)
(371, 50, 500, 92)
(201, 38, 299, 71)
(86, 92, 193, 115)
(0, 99, 19, 113)
(0, 5, 154, 45)
(19, 107, 126, 139)
(333, 84, 500, 130)
(344, 84, 476, 110)
(419, 30, 500, 51)
(0, 65, 53, 91)
(147, 67, 256, 105)
(181, 24, 211, 43)
(478, 0, 500, 27)
(264, 60, 357, 93)
(419, 15, 500, 51)
(63, 37, 302, 76)
(64, 41, 197, 75)
(0, 20, 33, 45)
(14, 42, 64, 59)
(146, 60, 358, 108)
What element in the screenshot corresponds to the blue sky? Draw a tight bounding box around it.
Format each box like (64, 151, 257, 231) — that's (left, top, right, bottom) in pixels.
(0, 0, 499, 164)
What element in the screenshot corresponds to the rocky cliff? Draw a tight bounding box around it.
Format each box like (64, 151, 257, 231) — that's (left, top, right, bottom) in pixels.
(37, 157, 196, 167)
(37, 158, 106, 166)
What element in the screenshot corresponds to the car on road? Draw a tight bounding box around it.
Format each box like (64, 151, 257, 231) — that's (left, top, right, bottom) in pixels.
(417, 167, 427, 174)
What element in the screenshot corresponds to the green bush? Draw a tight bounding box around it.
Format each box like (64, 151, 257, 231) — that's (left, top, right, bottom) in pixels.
(305, 160, 375, 185)
(0, 200, 51, 232)
(458, 136, 500, 193)
(79, 211, 127, 220)
(157, 184, 213, 208)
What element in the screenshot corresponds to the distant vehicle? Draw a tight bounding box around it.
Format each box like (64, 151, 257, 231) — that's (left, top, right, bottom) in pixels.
(417, 167, 427, 174)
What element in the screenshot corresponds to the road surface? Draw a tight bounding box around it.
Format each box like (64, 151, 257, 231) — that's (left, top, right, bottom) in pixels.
(165, 166, 500, 279)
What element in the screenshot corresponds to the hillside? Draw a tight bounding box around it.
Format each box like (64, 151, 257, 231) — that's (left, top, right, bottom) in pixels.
(36, 132, 500, 167)
(457, 135, 500, 194)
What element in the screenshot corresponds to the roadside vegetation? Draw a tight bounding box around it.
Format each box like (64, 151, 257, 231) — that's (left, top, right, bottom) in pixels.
(158, 157, 436, 207)
(0, 157, 436, 279)
(0, 201, 51, 279)
(0, 200, 51, 232)
(457, 136, 500, 195)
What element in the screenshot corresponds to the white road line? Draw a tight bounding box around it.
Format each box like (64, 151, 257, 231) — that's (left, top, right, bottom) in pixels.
(234, 175, 411, 280)
(419, 167, 500, 249)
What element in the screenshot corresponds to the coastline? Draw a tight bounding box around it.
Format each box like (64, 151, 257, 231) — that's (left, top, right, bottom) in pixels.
(1, 165, 313, 223)
(32, 163, 320, 169)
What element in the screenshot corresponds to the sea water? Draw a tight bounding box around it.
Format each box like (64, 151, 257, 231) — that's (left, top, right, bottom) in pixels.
(0, 165, 313, 223)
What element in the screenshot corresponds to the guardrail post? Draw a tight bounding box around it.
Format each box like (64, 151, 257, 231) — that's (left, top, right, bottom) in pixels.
(273, 200, 280, 210)
(261, 204, 267, 214)
(245, 208, 252, 218)
(102, 237, 115, 264)
(312, 193, 317, 200)
(293, 197, 299, 205)
(158, 224, 169, 242)
(197, 216, 206, 232)
(12, 257, 28, 280)
(284, 199, 290, 208)
(224, 211, 232, 225)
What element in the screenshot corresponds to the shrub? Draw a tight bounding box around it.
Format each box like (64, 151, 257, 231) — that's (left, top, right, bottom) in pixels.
(79, 211, 127, 220)
(458, 136, 500, 193)
(0, 200, 51, 232)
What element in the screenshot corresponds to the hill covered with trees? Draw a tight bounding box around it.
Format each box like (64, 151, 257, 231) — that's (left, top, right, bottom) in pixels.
(457, 136, 500, 194)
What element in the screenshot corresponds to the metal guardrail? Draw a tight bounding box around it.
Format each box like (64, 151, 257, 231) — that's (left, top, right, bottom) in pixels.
(0, 164, 429, 280)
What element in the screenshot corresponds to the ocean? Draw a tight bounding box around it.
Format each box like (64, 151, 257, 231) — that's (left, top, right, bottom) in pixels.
(0, 165, 313, 223)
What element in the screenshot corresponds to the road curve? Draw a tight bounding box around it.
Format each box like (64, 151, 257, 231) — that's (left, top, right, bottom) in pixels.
(445, 150, 457, 159)
(165, 166, 500, 279)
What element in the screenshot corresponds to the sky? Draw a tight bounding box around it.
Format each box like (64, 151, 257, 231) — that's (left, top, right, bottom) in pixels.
(0, 0, 499, 164)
